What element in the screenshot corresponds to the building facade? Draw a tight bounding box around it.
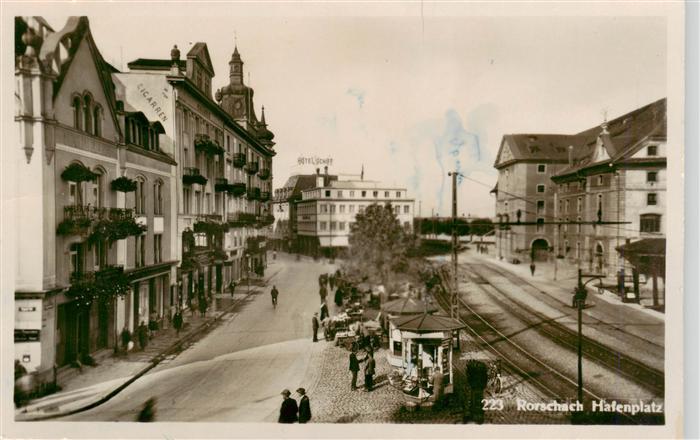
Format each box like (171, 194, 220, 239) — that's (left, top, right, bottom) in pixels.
(271, 170, 337, 252)
(14, 16, 177, 378)
(295, 173, 415, 256)
(117, 41, 275, 310)
(492, 98, 667, 303)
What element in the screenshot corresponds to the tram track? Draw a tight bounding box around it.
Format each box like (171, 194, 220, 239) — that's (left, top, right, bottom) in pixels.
(467, 263, 664, 397)
(476, 261, 665, 351)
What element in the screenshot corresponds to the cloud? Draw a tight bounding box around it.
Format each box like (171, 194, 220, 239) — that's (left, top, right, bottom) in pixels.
(346, 88, 365, 108)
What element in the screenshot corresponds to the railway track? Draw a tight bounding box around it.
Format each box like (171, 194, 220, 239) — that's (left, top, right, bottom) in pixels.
(477, 262, 665, 351)
(467, 263, 664, 397)
(432, 267, 664, 425)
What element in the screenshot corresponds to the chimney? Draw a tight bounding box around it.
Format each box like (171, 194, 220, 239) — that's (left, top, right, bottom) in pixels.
(316, 168, 320, 175)
(568, 145, 574, 167)
(170, 45, 181, 75)
(324, 165, 328, 175)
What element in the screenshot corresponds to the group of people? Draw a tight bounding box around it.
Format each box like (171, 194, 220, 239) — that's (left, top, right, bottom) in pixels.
(349, 348, 377, 392)
(278, 388, 312, 423)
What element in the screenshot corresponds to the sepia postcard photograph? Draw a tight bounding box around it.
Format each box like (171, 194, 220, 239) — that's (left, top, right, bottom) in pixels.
(1, 1, 687, 439)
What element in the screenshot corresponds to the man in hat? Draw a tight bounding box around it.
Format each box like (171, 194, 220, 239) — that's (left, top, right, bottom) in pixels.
(349, 348, 365, 391)
(297, 388, 311, 423)
(364, 350, 376, 392)
(312, 313, 320, 342)
(278, 389, 298, 423)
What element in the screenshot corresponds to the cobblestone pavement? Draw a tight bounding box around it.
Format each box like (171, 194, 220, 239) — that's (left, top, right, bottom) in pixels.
(307, 335, 569, 424)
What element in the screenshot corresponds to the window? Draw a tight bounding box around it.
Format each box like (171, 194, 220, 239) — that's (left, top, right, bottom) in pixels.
(394, 205, 400, 215)
(93, 105, 102, 137)
(536, 184, 545, 193)
(577, 197, 582, 213)
(154, 235, 162, 264)
(349, 191, 355, 197)
(404, 205, 410, 214)
(337, 191, 343, 197)
(330, 204, 336, 214)
(373, 191, 378, 198)
(93, 171, 103, 208)
(359, 206, 365, 214)
(393, 341, 402, 357)
(598, 175, 604, 186)
(339, 205, 345, 213)
(93, 239, 108, 270)
(403, 221, 410, 229)
(576, 216, 582, 233)
(640, 214, 661, 233)
(135, 235, 145, 267)
(350, 205, 355, 213)
(647, 193, 657, 205)
(647, 145, 658, 156)
(597, 194, 603, 220)
(361, 191, 367, 197)
(325, 190, 331, 197)
(69, 243, 84, 276)
(537, 164, 546, 173)
(647, 171, 658, 183)
(339, 222, 346, 231)
(565, 200, 569, 214)
(135, 178, 146, 214)
(83, 95, 93, 135)
(576, 242, 581, 259)
(396, 191, 402, 197)
(385, 191, 390, 197)
(72, 96, 82, 130)
(330, 221, 337, 231)
(69, 182, 78, 206)
(536, 218, 544, 232)
(195, 191, 201, 215)
(205, 193, 211, 214)
(319, 222, 327, 231)
(536, 200, 545, 214)
(154, 182, 163, 215)
(183, 188, 191, 214)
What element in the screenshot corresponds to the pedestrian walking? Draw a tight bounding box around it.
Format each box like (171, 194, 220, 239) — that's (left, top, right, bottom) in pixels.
(312, 313, 320, 342)
(329, 274, 336, 290)
(334, 286, 344, 307)
(229, 280, 237, 297)
(530, 262, 536, 276)
(319, 285, 328, 302)
(364, 351, 376, 392)
(349, 348, 365, 390)
(137, 321, 149, 350)
(297, 388, 311, 423)
(137, 397, 157, 422)
(120, 327, 131, 352)
(271, 285, 279, 307)
(278, 389, 298, 423)
(319, 301, 329, 321)
(173, 310, 183, 336)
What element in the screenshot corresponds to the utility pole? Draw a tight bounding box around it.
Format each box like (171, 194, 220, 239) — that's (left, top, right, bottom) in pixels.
(448, 171, 460, 319)
(573, 268, 604, 406)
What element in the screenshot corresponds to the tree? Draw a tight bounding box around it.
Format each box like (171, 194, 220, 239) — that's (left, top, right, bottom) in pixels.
(345, 203, 413, 287)
(469, 218, 494, 236)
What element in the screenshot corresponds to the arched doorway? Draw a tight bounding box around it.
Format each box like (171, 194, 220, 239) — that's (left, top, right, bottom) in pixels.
(531, 238, 550, 262)
(595, 243, 605, 274)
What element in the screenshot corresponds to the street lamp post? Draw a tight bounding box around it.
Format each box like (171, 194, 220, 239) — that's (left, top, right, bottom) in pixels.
(573, 268, 604, 406)
(245, 252, 250, 295)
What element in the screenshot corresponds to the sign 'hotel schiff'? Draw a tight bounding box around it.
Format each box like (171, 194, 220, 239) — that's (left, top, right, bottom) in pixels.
(13, 16, 276, 384)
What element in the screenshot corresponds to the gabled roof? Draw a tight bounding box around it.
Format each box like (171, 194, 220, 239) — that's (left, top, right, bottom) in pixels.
(187, 42, 214, 76)
(553, 98, 666, 178)
(495, 134, 583, 168)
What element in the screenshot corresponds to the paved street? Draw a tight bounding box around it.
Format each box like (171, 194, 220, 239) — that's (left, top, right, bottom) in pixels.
(63, 254, 338, 422)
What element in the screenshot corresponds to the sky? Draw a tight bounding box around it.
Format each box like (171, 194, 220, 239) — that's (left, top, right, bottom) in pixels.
(40, 6, 667, 218)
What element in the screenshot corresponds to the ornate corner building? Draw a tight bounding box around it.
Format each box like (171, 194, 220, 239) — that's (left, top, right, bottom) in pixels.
(13, 16, 276, 383)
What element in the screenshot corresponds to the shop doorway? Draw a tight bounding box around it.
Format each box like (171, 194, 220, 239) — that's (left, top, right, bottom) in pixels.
(531, 239, 550, 262)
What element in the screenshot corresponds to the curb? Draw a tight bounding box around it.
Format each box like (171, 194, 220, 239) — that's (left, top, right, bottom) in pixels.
(18, 268, 282, 422)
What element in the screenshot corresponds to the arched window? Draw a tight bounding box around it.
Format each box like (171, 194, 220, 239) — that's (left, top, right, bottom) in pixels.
(93, 105, 102, 137)
(153, 181, 163, 215)
(135, 177, 146, 215)
(83, 95, 93, 135)
(93, 169, 104, 208)
(72, 96, 82, 130)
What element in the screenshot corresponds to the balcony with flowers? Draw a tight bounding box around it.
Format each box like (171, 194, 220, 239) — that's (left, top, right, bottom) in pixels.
(183, 167, 207, 186)
(194, 133, 224, 156)
(258, 168, 271, 180)
(66, 265, 130, 309)
(233, 153, 246, 168)
(245, 161, 259, 175)
(227, 212, 257, 228)
(246, 187, 261, 201)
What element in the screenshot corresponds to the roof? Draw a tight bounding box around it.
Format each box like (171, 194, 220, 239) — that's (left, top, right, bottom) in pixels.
(187, 42, 214, 75)
(392, 313, 466, 333)
(616, 238, 666, 257)
(382, 297, 438, 315)
(280, 174, 338, 195)
(128, 58, 186, 71)
(494, 98, 667, 175)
